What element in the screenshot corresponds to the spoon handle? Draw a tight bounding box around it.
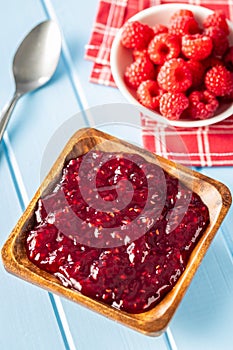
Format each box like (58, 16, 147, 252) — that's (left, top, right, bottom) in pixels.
(0, 92, 21, 143)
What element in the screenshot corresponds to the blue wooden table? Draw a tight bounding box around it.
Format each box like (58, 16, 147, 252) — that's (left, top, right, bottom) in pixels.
(0, 1, 233, 349)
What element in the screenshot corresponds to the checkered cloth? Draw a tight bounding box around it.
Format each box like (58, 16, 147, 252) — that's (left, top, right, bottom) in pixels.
(85, 0, 233, 166)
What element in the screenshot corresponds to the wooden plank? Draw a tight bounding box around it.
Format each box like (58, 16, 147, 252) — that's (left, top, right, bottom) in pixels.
(200, 167, 233, 254)
(62, 302, 168, 350)
(0, 149, 66, 350)
(170, 232, 233, 350)
(37, 1, 169, 348)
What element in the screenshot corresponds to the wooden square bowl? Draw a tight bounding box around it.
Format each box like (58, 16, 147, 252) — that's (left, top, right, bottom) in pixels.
(1, 128, 232, 336)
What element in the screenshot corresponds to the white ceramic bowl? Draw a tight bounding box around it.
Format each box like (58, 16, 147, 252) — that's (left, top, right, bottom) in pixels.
(110, 4, 233, 127)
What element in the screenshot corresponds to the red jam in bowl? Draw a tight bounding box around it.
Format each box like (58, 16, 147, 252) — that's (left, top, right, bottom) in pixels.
(25, 150, 209, 313)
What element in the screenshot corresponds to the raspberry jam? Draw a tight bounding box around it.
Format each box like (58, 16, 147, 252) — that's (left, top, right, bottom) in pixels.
(25, 151, 209, 313)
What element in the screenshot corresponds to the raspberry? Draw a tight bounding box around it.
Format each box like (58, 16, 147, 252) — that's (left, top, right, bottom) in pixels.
(137, 80, 161, 109)
(203, 10, 229, 35)
(159, 92, 189, 120)
(157, 58, 192, 92)
(205, 65, 233, 96)
(132, 48, 148, 61)
(181, 34, 213, 60)
(187, 90, 219, 119)
(186, 60, 205, 88)
(170, 9, 194, 21)
(121, 21, 154, 50)
(148, 33, 180, 65)
(124, 56, 156, 89)
(224, 46, 233, 71)
(204, 26, 229, 57)
(169, 15, 200, 36)
(152, 24, 168, 35)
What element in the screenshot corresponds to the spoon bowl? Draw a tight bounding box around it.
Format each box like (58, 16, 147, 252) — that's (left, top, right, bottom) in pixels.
(13, 21, 61, 93)
(0, 20, 62, 142)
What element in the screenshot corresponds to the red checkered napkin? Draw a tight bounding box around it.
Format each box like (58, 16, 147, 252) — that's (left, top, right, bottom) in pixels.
(85, 0, 233, 166)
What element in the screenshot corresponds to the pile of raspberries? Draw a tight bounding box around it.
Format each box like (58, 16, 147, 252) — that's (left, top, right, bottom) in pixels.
(120, 9, 233, 121)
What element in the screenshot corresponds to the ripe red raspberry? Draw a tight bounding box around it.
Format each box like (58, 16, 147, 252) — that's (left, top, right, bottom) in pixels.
(124, 57, 156, 89)
(152, 24, 168, 35)
(187, 90, 219, 119)
(170, 9, 194, 21)
(181, 34, 213, 60)
(159, 92, 189, 120)
(137, 80, 162, 109)
(132, 48, 148, 61)
(203, 10, 229, 35)
(148, 33, 180, 65)
(205, 65, 233, 96)
(204, 26, 229, 57)
(157, 58, 192, 92)
(186, 60, 205, 88)
(224, 46, 233, 71)
(121, 21, 154, 50)
(169, 15, 200, 36)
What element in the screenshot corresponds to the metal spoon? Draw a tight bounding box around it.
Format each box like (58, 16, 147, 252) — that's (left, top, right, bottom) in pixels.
(0, 20, 62, 142)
